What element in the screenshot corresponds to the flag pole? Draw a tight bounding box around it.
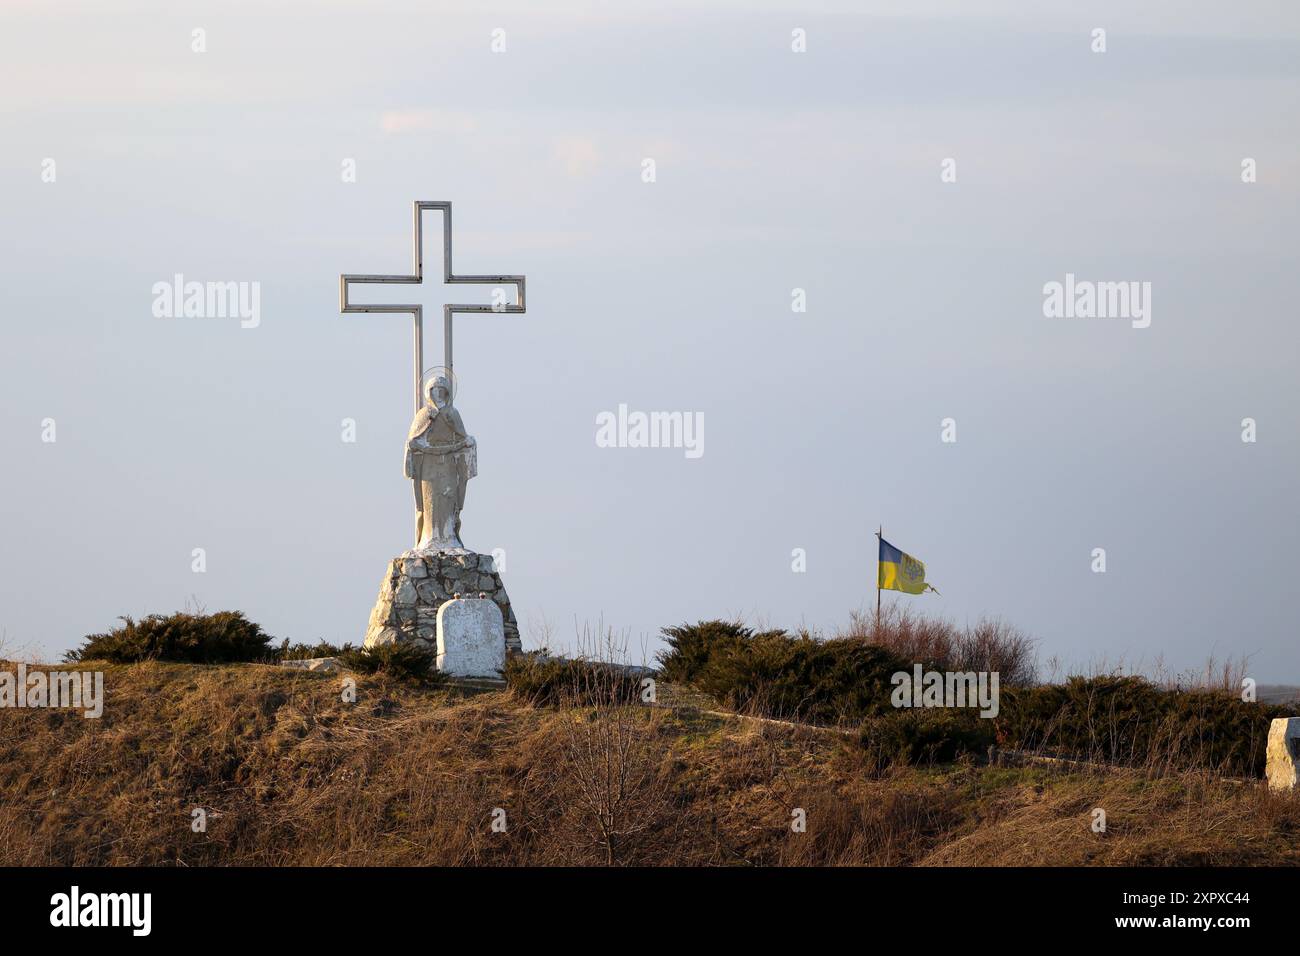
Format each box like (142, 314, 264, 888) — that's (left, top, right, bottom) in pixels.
(875, 524, 882, 631)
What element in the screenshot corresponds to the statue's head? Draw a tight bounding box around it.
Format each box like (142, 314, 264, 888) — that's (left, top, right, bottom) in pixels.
(426, 375, 451, 409)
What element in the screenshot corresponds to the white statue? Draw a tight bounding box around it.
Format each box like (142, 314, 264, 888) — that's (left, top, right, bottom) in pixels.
(405, 375, 477, 551)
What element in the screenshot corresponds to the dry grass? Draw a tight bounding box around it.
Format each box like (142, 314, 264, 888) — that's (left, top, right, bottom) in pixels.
(0, 660, 1296, 866)
(917, 766, 1300, 866)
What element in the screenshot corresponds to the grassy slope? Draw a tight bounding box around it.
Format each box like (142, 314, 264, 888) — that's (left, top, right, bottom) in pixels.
(1, 661, 1297, 866)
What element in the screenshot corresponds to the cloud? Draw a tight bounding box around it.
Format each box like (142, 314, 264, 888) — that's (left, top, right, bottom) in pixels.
(552, 136, 603, 177)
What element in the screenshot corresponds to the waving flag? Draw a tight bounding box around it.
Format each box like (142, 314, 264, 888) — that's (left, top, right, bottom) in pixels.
(878, 536, 938, 596)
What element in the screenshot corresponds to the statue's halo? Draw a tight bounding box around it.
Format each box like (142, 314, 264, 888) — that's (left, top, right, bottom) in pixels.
(421, 366, 458, 402)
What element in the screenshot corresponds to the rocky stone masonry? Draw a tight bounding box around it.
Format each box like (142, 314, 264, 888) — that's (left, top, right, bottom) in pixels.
(364, 550, 521, 656)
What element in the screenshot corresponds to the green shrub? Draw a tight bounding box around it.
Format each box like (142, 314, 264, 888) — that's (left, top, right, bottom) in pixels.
(858, 709, 995, 770)
(337, 643, 442, 684)
(660, 620, 1281, 776)
(275, 640, 351, 661)
(691, 630, 910, 725)
(657, 620, 758, 683)
(995, 676, 1288, 776)
(505, 654, 644, 707)
(66, 611, 275, 664)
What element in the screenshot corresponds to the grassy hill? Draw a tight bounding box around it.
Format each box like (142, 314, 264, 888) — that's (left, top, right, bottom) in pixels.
(1, 660, 1297, 866)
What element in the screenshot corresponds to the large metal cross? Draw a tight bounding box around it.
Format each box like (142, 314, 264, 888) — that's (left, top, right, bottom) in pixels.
(340, 201, 526, 414)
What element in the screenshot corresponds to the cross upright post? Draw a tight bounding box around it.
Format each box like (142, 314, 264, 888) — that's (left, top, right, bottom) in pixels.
(340, 201, 526, 413)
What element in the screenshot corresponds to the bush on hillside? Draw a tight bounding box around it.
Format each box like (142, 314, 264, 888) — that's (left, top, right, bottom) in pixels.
(995, 676, 1287, 777)
(66, 611, 275, 664)
(661, 615, 1035, 727)
(657, 620, 763, 683)
(505, 653, 645, 707)
(681, 627, 910, 725)
(275, 639, 352, 661)
(660, 619, 1280, 776)
(858, 709, 995, 771)
(337, 643, 443, 684)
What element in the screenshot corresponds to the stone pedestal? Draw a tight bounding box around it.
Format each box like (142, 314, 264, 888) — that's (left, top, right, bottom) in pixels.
(437, 598, 505, 678)
(364, 550, 521, 657)
(1266, 717, 1300, 792)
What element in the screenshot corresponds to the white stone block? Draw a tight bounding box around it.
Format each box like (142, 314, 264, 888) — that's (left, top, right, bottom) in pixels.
(279, 656, 340, 673)
(1267, 717, 1300, 792)
(436, 598, 505, 679)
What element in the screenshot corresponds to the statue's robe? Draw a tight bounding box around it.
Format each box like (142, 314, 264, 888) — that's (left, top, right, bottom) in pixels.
(406, 402, 477, 549)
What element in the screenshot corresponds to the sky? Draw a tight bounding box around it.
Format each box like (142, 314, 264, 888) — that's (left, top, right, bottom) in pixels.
(1, 0, 1297, 681)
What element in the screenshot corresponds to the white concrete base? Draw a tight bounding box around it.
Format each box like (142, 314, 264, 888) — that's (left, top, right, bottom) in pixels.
(1266, 717, 1300, 792)
(436, 598, 505, 679)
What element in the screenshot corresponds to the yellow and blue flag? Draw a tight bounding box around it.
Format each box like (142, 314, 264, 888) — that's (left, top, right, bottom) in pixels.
(878, 537, 938, 595)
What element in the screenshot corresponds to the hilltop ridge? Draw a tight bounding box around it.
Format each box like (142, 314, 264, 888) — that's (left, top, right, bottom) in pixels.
(1, 660, 1296, 866)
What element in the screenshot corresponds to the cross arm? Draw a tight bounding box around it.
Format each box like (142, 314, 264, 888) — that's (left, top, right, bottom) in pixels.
(339, 201, 527, 415)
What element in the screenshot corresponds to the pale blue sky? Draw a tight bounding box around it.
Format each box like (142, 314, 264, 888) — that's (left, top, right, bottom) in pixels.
(2, 0, 1297, 680)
